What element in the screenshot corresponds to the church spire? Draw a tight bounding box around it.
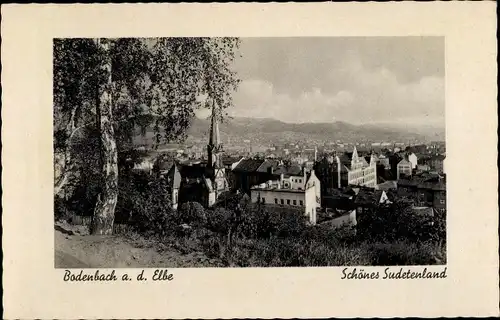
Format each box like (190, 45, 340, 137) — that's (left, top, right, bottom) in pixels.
(353, 145, 359, 160)
(209, 100, 220, 149)
(208, 100, 223, 169)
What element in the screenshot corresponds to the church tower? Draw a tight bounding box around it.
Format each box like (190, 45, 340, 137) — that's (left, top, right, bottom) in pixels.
(207, 101, 227, 196)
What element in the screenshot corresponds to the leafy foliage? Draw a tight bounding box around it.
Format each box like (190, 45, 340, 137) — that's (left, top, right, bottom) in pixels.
(177, 202, 208, 227)
(53, 37, 241, 230)
(118, 174, 176, 237)
(54, 37, 240, 148)
(357, 199, 444, 244)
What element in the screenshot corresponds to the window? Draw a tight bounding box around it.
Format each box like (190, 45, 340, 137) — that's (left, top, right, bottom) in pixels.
(275, 198, 278, 204)
(299, 200, 303, 206)
(280, 199, 284, 205)
(287, 199, 291, 205)
(293, 200, 297, 205)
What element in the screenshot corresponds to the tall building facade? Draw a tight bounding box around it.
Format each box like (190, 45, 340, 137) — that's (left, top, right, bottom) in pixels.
(314, 147, 378, 193)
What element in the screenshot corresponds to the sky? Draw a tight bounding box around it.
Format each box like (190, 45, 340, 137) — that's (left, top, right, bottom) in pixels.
(198, 37, 445, 127)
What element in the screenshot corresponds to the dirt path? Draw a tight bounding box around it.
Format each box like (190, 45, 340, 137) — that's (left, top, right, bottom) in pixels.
(54, 221, 219, 268)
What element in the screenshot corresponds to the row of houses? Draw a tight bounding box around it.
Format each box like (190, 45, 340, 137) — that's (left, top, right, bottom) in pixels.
(127, 104, 445, 229)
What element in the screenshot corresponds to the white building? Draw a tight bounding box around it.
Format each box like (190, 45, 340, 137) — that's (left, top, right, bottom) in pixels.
(250, 169, 321, 224)
(408, 152, 418, 169)
(336, 147, 378, 188)
(397, 158, 412, 180)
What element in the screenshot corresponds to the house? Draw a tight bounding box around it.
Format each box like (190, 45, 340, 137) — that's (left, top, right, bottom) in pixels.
(231, 158, 273, 193)
(232, 158, 306, 194)
(428, 154, 446, 173)
(397, 158, 412, 180)
(313, 156, 342, 203)
(408, 152, 418, 169)
(250, 169, 321, 224)
(378, 155, 391, 170)
(397, 176, 446, 213)
(314, 147, 377, 190)
(388, 153, 403, 178)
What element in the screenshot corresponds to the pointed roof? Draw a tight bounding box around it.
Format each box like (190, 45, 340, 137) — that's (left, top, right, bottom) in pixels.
(354, 188, 387, 207)
(208, 101, 220, 148)
(398, 158, 411, 165)
(352, 146, 359, 160)
(233, 158, 265, 173)
(168, 163, 183, 189)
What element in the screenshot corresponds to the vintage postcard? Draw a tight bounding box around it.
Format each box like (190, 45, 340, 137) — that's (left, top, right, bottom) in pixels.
(2, 3, 498, 319)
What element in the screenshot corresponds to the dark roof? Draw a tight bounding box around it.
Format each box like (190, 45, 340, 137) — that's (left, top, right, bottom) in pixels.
(397, 179, 446, 191)
(272, 164, 303, 176)
(222, 156, 241, 166)
(179, 164, 208, 179)
(287, 164, 303, 176)
(376, 181, 398, 191)
(430, 154, 446, 161)
(168, 163, 183, 188)
(354, 189, 385, 207)
(256, 159, 279, 173)
(233, 158, 265, 173)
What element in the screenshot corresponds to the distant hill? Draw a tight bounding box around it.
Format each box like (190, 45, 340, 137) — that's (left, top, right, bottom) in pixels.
(134, 116, 445, 147)
(187, 117, 444, 142)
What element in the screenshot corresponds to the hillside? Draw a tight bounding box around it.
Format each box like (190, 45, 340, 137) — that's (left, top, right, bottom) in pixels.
(188, 117, 444, 142)
(133, 116, 445, 147)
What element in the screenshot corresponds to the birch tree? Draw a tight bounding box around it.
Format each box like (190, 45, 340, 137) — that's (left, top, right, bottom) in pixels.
(53, 37, 240, 235)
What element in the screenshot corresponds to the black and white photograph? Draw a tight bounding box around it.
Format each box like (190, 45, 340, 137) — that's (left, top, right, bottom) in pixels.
(53, 37, 447, 268)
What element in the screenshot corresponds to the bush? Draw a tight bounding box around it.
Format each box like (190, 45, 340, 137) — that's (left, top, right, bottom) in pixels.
(123, 175, 177, 236)
(220, 236, 374, 267)
(235, 204, 308, 240)
(369, 241, 439, 266)
(205, 207, 234, 234)
(357, 201, 445, 245)
(268, 209, 308, 238)
(177, 202, 207, 226)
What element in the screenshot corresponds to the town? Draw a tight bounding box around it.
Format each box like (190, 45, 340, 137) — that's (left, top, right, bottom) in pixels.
(53, 37, 447, 268)
(128, 103, 447, 230)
